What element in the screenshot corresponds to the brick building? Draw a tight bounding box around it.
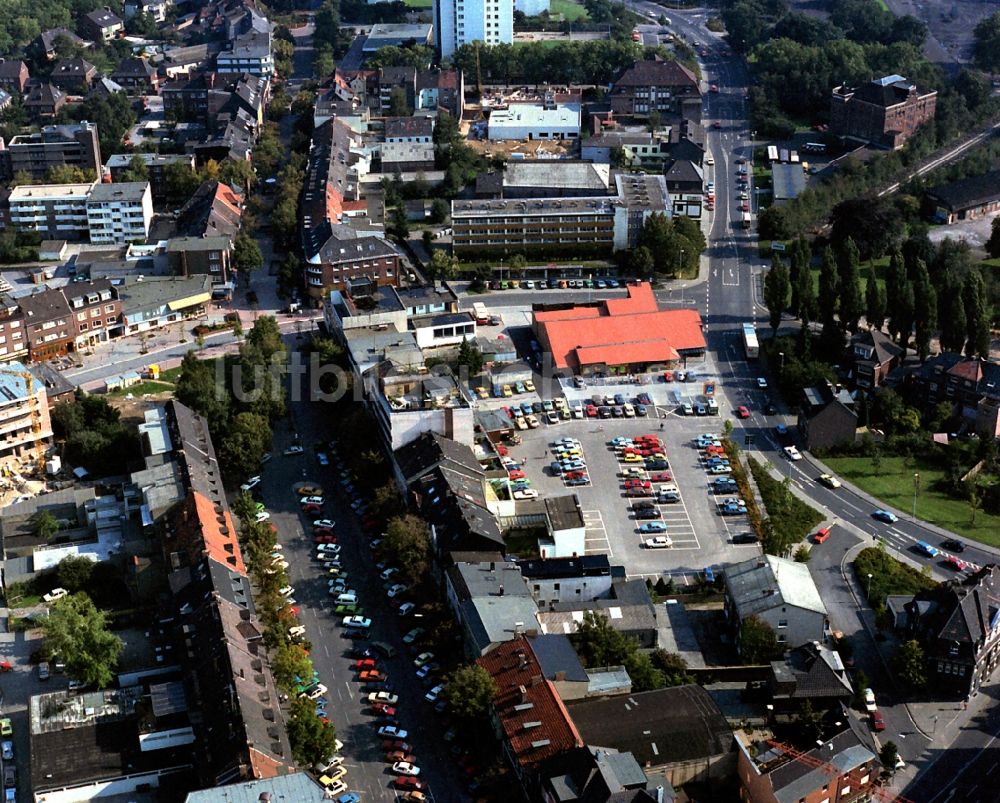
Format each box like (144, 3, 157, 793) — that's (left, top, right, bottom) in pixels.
(608, 58, 701, 122)
(830, 74, 936, 149)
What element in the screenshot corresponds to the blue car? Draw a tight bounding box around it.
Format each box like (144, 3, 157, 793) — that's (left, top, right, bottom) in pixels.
(336, 794, 361, 803)
(703, 566, 716, 583)
(720, 503, 744, 516)
(914, 540, 940, 557)
(639, 522, 668, 533)
(872, 509, 899, 524)
(636, 404, 648, 417)
(520, 402, 533, 415)
(775, 424, 788, 437)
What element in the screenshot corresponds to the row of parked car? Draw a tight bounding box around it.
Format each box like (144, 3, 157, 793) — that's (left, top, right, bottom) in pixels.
(488, 277, 623, 291)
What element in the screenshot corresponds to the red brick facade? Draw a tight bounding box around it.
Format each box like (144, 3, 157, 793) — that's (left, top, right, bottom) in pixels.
(830, 76, 936, 149)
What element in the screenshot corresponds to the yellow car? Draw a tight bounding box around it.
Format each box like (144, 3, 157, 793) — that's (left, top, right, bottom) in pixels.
(623, 453, 644, 463)
(524, 380, 536, 392)
(475, 386, 489, 399)
(502, 385, 513, 398)
(319, 766, 347, 788)
(818, 473, 842, 489)
(526, 415, 540, 429)
(514, 417, 528, 430)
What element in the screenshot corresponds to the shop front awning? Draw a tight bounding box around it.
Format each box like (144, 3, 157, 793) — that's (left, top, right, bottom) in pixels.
(167, 292, 212, 311)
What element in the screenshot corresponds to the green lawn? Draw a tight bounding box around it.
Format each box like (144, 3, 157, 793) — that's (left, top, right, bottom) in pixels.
(549, 0, 590, 21)
(107, 380, 176, 396)
(404, 0, 432, 7)
(822, 455, 1000, 547)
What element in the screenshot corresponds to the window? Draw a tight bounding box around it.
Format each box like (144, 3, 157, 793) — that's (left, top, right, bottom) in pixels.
(778, 619, 788, 628)
(859, 774, 870, 785)
(79, 322, 88, 331)
(105, 304, 115, 313)
(77, 312, 87, 322)
(840, 787, 850, 797)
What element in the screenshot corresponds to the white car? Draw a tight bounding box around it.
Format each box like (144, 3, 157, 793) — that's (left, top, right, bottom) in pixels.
(380, 566, 399, 581)
(368, 691, 399, 705)
(818, 473, 842, 489)
(43, 588, 69, 603)
(398, 602, 415, 616)
(288, 625, 306, 639)
(378, 726, 408, 740)
(316, 544, 341, 554)
(386, 584, 408, 598)
(240, 476, 261, 492)
(283, 445, 305, 456)
(313, 519, 336, 529)
(644, 536, 673, 549)
(393, 761, 420, 776)
(658, 483, 679, 495)
(304, 683, 328, 700)
(342, 615, 371, 629)
(864, 688, 877, 712)
(783, 446, 802, 461)
(756, 377, 768, 389)
(254, 511, 271, 522)
(413, 652, 435, 668)
(300, 496, 324, 506)
(513, 489, 539, 500)
(425, 684, 445, 703)
(278, 585, 295, 597)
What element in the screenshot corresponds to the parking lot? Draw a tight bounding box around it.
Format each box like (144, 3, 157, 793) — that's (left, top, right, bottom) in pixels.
(500, 395, 762, 583)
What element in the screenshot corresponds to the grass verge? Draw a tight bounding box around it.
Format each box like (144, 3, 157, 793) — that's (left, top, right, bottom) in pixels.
(822, 454, 1000, 547)
(749, 457, 823, 553)
(549, 0, 590, 21)
(853, 546, 937, 608)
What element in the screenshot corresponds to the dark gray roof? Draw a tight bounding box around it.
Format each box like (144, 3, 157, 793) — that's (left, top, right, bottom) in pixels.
(88, 181, 149, 203)
(772, 162, 807, 202)
(726, 555, 827, 618)
(545, 494, 585, 531)
(567, 685, 733, 766)
(17, 286, 72, 322)
(519, 555, 612, 580)
(851, 75, 922, 108)
(526, 633, 589, 683)
(926, 170, 1000, 212)
(664, 159, 702, 184)
(613, 59, 699, 90)
(385, 115, 434, 139)
(394, 430, 483, 483)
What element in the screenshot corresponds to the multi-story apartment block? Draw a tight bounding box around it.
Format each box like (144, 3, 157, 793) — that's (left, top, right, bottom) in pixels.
(8, 182, 93, 240)
(64, 279, 122, 348)
(609, 58, 702, 121)
(216, 11, 274, 79)
(18, 287, 76, 361)
(0, 298, 27, 364)
(0, 360, 53, 471)
(86, 181, 153, 244)
(434, 0, 513, 58)
(0, 122, 101, 181)
(451, 173, 670, 256)
(105, 152, 195, 204)
(167, 235, 233, 286)
(830, 74, 937, 150)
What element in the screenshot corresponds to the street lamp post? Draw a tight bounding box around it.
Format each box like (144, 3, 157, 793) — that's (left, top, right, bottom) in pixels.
(866, 572, 873, 601)
(778, 351, 785, 373)
(913, 472, 920, 518)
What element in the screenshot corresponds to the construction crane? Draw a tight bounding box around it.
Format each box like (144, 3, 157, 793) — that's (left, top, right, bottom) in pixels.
(766, 740, 917, 803)
(0, 364, 48, 475)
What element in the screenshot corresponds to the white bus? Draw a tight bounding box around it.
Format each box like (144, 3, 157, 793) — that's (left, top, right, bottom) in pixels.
(472, 302, 489, 324)
(742, 323, 759, 359)
(741, 211, 752, 230)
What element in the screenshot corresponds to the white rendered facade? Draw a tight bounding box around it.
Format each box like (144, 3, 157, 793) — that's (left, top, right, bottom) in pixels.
(434, 0, 513, 58)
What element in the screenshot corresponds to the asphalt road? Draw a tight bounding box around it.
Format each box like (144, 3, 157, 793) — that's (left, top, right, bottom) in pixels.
(252, 347, 467, 802)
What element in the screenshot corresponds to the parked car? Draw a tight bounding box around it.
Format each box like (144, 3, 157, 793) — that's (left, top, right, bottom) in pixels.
(732, 532, 758, 545)
(43, 588, 69, 603)
(644, 536, 673, 549)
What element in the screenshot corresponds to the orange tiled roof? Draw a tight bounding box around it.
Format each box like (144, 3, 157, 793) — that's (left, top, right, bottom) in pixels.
(535, 283, 705, 370)
(477, 636, 583, 771)
(191, 490, 245, 574)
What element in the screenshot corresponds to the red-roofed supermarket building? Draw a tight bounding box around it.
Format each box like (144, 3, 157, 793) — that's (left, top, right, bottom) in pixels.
(534, 282, 705, 373)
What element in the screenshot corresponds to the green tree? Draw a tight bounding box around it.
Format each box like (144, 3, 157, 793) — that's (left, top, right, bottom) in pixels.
(837, 238, 864, 332)
(426, 249, 458, 280)
(44, 164, 93, 183)
(757, 205, 791, 241)
(118, 153, 150, 183)
(56, 555, 95, 593)
(175, 351, 230, 438)
(383, 515, 430, 584)
(41, 594, 123, 688)
(287, 695, 338, 766)
(793, 544, 812, 562)
(739, 615, 782, 663)
(864, 267, 886, 331)
(232, 232, 264, 274)
(937, 271, 967, 353)
(963, 269, 991, 358)
(817, 246, 840, 324)
(986, 216, 1000, 259)
(629, 245, 654, 276)
(763, 257, 790, 335)
(31, 510, 60, 541)
(163, 161, 201, 206)
(651, 650, 695, 686)
(880, 740, 900, 771)
(457, 337, 484, 375)
(911, 258, 937, 361)
(572, 610, 633, 667)
(973, 11, 1000, 72)
(444, 664, 498, 719)
(219, 413, 271, 478)
(272, 643, 315, 693)
(429, 197, 449, 224)
(388, 86, 410, 116)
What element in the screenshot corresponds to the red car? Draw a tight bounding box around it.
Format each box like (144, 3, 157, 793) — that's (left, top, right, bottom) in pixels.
(636, 437, 663, 447)
(736, 406, 750, 419)
(359, 670, 386, 682)
(704, 445, 726, 455)
(813, 527, 832, 544)
(354, 658, 377, 670)
(497, 445, 509, 456)
(314, 535, 336, 544)
(649, 471, 673, 482)
(373, 703, 397, 716)
(508, 469, 526, 480)
(394, 777, 427, 791)
(586, 404, 598, 417)
(302, 503, 322, 515)
(870, 710, 886, 732)
(383, 740, 414, 752)
(387, 750, 416, 763)
(624, 479, 651, 490)
(565, 470, 587, 480)
(943, 555, 968, 571)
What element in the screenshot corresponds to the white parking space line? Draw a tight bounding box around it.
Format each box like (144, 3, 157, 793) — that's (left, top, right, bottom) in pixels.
(582, 509, 612, 557)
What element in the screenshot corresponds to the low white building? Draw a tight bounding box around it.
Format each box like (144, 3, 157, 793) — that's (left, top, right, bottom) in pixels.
(538, 494, 587, 558)
(488, 102, 581, 141)
(86, 181, 153, 244)
(410, 311, 476, 350)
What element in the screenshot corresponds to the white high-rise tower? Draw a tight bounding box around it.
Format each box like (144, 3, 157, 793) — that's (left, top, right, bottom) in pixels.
(434, 0, 514, 58)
